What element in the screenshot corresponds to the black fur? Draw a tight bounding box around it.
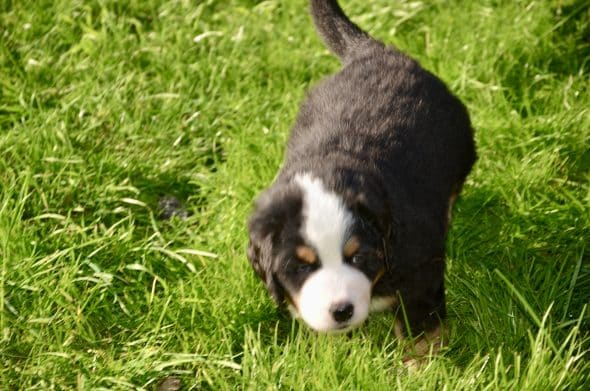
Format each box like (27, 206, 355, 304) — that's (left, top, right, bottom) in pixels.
(247, 0, 476, 336)
(310, 0, 370, 59)
(247, 183, 304, 304)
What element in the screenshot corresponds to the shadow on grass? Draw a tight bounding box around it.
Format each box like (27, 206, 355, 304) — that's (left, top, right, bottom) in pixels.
(447, 177, 589, 353)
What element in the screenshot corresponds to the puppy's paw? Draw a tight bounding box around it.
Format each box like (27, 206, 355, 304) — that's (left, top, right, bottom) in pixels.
(396, 321, 447, 369)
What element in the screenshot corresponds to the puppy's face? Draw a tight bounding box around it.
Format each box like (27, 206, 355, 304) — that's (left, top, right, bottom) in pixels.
(248, 174, 389, 332)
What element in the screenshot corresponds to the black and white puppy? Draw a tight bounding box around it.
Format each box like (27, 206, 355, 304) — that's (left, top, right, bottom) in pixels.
(247, 0, 476, 348)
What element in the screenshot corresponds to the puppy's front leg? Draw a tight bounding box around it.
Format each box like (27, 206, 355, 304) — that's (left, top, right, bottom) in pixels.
(394, 295, 448, 368)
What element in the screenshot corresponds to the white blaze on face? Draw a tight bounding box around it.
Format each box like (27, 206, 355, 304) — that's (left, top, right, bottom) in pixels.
(294, 174, 372, 332)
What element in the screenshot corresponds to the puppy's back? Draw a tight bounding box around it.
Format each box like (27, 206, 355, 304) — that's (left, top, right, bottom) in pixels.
(286, 1, 476, 195)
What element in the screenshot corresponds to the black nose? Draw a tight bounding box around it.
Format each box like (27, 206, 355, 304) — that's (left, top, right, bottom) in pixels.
(330, 302, 354, 323)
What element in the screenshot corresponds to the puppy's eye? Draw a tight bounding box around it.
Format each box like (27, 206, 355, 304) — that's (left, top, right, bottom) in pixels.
(350, 255, 366, 267)
(289, 261, 315, 275)
(296, 263, 315, 274)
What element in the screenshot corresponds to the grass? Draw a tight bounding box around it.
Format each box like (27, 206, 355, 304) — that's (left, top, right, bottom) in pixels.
(1, 0, 589, 389)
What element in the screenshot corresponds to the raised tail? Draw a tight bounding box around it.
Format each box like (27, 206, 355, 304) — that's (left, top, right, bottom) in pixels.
(310, 0, 372, 60)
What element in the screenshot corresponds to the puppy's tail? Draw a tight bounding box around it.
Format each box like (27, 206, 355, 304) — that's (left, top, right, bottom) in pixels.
(310, 0, 372, 60)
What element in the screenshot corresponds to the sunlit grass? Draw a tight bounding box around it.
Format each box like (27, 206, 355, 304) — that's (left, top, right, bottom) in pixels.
(1, 0, 588, 388)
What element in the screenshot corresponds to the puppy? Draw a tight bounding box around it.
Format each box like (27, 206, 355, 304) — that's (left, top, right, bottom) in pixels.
(247, 0, 476, 353)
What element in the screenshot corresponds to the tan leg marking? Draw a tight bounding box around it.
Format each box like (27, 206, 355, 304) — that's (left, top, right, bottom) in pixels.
(395, 320, 448, 369)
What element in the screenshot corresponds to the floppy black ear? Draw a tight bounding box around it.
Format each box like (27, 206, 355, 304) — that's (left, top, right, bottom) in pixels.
(350, 189, 396, 264)
(247, 234, 284, 304)
(337, 172, 392, 237)
(353, 190, 393, 237)
(246, 187, 302, 304)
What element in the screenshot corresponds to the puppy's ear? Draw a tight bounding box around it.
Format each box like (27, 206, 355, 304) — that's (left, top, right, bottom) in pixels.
(247, 186, 303, 304)
(352, 191, 393, 238)
(352, 190, 396, 269)
(247, 236, 284, 304)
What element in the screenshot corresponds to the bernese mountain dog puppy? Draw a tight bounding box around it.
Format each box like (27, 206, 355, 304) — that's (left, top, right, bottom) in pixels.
(247, 0, 476, 355)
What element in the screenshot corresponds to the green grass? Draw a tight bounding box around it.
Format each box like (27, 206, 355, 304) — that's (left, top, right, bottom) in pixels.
(1, 0, 589, 389)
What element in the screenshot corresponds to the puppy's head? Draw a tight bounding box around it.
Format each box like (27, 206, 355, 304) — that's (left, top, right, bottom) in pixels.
(247, 173, 391, 333)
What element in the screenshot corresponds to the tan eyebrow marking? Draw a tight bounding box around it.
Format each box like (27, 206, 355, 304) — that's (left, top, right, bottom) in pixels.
(296, 245, 317, 264)
(343, 236, 360, 258)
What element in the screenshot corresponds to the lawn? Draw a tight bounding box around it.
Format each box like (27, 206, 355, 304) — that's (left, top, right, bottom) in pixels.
(1, 0, 589, 389)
